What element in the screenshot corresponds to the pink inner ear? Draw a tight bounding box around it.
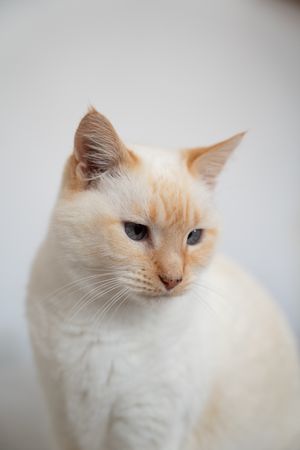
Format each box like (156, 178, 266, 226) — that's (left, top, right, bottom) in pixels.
(74, 108, 125, 179)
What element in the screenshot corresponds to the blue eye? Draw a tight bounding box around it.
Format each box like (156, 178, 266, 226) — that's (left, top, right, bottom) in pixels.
(124, 222, 149, 241)
(187, 229, 203, 245)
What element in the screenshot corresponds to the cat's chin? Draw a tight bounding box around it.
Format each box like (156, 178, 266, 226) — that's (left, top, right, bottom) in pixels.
(129, 287, 189, 304)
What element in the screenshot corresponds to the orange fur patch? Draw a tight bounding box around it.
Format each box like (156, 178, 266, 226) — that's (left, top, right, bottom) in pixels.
(126, 148, 140, 169)
(147, 176, 202, 233)
(186, 228, 218, 268)
(145, 176, 218, 290)
(148, 198, 158, 223)
(61, 155, 85, 196)
(62, 148, 140, 195)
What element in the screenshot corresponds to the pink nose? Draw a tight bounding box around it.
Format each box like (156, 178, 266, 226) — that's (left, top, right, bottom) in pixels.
(159, 275, 183, 290)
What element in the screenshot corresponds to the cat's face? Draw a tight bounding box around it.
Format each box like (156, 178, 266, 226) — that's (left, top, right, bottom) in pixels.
(56, 108, 244, 300)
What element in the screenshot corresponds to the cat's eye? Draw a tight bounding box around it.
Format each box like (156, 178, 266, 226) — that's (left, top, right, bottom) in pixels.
(124, 222, 149, 241)
(187, 229, 203, 245)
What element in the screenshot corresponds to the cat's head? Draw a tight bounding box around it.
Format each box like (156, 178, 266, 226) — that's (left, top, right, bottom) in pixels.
(55, 108, 244, 300)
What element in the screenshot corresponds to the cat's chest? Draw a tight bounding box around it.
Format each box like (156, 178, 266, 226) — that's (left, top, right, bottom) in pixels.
(52, 298, 203, 389)
(56, 323, 191, 394)
(54, 323, 201, 450)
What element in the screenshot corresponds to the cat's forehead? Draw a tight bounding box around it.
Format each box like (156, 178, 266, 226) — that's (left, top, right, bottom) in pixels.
(147, 176, 200, 230)
(124, 144, 212, 229)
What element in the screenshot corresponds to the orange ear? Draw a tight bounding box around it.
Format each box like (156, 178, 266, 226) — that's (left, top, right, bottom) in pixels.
(183, 132, 246, 187)
(74, 107, 128, 181)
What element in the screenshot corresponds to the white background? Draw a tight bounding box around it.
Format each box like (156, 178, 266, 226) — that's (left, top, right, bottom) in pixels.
(1, 1, 299, 449)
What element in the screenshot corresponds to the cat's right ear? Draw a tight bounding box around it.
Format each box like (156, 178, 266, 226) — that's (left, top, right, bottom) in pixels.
(73, 107, 133, 182)
(183, 132, 245, 188)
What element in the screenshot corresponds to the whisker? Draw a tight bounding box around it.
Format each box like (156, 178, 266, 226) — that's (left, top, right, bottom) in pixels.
(68, 281, 122, 320)
(101, 291, 130, 329)
(43, 274, 104, 304)
(43, 271, 128, 309)
(189, 287, 220, 318)
(91, 288, 129, 331)
(191, 281, 233, 316)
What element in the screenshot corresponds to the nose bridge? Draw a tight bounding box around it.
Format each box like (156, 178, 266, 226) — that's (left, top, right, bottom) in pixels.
(156, 247, 183, 278)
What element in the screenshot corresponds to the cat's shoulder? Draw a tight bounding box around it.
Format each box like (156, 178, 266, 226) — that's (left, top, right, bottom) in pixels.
(205, 254, 298, 356)
(206, 253, 269, 298)
(204, 253, 285, 324)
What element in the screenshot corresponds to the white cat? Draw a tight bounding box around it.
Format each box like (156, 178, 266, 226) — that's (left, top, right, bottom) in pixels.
(27, 108, 300, 450)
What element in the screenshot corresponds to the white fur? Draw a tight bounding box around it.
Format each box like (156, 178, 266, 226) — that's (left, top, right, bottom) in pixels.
(27, 144, 300, 450)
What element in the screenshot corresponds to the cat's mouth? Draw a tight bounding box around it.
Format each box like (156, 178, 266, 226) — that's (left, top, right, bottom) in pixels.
(128, 282, 190, 300)
(119, 270, 191, 300)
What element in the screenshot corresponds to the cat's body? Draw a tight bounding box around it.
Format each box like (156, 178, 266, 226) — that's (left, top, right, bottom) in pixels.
(27, 110, 300, 450)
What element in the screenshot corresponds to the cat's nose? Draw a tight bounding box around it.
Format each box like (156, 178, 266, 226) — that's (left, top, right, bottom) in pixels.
(159, 275, 183, 290)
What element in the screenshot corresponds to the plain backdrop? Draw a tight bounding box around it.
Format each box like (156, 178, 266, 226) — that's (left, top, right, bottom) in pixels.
(0, 1, 299, 449)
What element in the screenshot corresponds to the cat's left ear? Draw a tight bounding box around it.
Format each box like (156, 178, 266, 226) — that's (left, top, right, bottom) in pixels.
(183, 132, 246, 188)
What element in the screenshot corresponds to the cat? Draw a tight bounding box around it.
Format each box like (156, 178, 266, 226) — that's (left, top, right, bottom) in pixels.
(27, 108, 300, 450)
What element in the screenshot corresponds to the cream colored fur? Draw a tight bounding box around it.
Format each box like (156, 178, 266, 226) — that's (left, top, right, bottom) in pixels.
(27, 111, 300, 450)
